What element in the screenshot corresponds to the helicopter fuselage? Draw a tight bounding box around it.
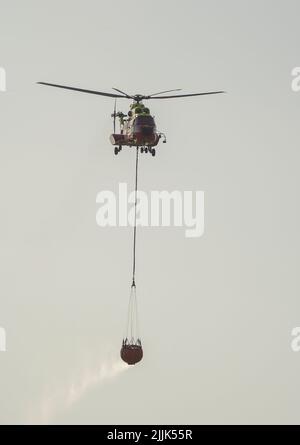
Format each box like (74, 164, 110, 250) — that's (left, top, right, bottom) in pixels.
(110, 102, 162, 148)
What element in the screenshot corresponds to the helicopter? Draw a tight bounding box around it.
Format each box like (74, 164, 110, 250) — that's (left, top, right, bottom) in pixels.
(37, 83, 225, 156)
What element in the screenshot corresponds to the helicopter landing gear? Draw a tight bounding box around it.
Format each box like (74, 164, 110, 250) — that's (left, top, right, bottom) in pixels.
(114, 146, 122, 155)
(137, 146, 156, 156)
(145, 147, 156, 157)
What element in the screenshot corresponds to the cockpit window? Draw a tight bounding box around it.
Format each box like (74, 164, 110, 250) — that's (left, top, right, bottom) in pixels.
(135, 115, 155, 126)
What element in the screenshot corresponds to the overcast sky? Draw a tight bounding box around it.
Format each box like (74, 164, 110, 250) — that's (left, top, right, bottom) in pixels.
(0, 0, 300, 424)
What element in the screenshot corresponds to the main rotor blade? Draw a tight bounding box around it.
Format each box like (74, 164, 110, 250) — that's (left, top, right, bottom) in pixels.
(148, 89, 182, 97)
(112, 87, 134, 99)
(148, 91, 225, 99)
(37, 82, 128, 98)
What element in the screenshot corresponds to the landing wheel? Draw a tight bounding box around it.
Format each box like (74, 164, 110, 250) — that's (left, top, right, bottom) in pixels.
(140, 147, 144, 153)
(144, 147, 148, 153)
(151, 148, 156, 157)
(114, 146, 119, 155)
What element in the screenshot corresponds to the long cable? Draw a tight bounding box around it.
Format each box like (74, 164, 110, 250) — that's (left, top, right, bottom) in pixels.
(132, 147, 139, 287)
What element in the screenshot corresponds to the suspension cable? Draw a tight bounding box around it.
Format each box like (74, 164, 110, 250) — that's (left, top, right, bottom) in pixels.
(132, 147, 139, 287)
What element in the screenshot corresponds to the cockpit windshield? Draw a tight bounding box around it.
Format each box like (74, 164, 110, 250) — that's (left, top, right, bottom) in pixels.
(134, 115, 156, 136)
(134, 115, 155, 126)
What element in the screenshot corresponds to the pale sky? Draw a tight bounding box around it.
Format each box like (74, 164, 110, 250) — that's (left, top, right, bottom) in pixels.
(0, 0, 300, 424)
